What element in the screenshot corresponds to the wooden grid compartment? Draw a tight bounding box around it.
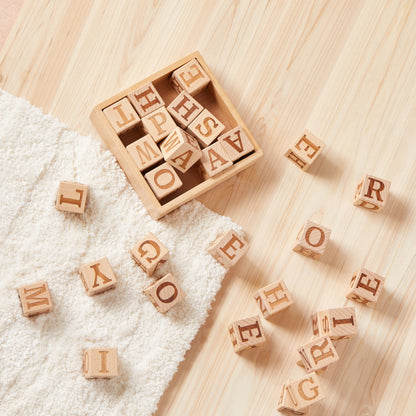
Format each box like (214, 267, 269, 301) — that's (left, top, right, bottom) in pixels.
(90, 51, 263, 219)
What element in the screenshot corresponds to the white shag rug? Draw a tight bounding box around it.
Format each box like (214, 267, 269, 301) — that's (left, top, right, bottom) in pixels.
(0, 90, 241, 416)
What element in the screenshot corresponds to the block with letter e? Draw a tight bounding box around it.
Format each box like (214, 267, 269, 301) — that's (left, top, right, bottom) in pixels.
(56, 181, 88, 214)
(346, 267, 385, 306)
(17, 281, 53, 317)
(79, 257, 117, 296)
(171, 58, 210, 96)
(228, 315, 266, 353)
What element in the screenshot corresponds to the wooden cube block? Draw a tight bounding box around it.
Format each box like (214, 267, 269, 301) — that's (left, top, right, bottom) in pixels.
(144, 162, 183, 200)
(218, 126, 255, 162)
(277, 383, 311, 415)
(79, 257, 117, 296)
(143, 273, 186, 313)
(127, 82, 164, 118)
(293, 220, 331, 260)
(199, 141, 233, 178)
(171, 58, 210, 96)
(254, 280, 294, 319)
(84, 348, 118, 379)
(298, 335, 339, 373)
(353, 174, 391, 211)
(103, 97, 141, 134)
(207, 229, 248, 268)
(313, 307, 357, 340)
(17, 281, 53, 317)
(187, 108, 225, 147)
(126, 134, 163, 172)
(141, 106, 177, 143)
(130, 232, 169, 276)
(160, 127, 202, 173)
(277, 373, 325, 413)
(167, 91, 204, 128)
(228, 315, 266, 353)
(285, 130, 325, 171)
(56, 181, 88, 214)
(346, 267, 385, 306)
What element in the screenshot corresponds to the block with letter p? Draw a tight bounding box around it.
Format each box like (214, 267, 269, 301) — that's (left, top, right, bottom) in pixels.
(207, 229, 248, 268)
(353, 174, 391, 212)
(130, 232, 169, 276)
(79, 257, 117, 296)
(17, 281, 53, 317)
(293, 220, 331, 260)
(228, 315, 266, 353)
(346, 267, 385, 306)
(56, 181, 88, 214)
(84, 348, 118, 379)
(171, 58, 210, 96)
(141, 107, 177, 143)
(285, 130, 324, 171)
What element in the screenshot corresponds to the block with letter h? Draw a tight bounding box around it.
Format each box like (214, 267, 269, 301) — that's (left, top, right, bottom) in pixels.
(228, 315, 267, 353)
(346, 267, 385, 306)
(353, 174, 391, 212)
(17, 281, 53, 317)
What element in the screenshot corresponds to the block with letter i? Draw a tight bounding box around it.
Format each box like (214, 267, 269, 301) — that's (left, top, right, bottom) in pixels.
(171, 58, 211, 96)
(84, 348, 118, 379)
(199, 141, 233, 178)
(56, 181, 88, 214)
(127, 82, 164, 118)
(228, 315, 266, 353)
(353, 174, 391, 211)
(126, 135, 163, 172)
(207, 229, 248, 268)
(144, 273, 186, 313)
(130, 232, 169, 276)
(254, 280, 294, 319)
(17, 281, 53, 317)
(103, 98, 141, 134)
(313, 307, 357, 340)
(346, 267, 385, 306)
(293, 220, 331, 260)
(285, 130, 324, 171)
(144, 163, 183, 200)
(79, 257, 117, 296)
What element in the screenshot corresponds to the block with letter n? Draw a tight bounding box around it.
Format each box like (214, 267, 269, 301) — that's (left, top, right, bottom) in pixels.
(17, 280, 53, 317)
(228, 315, 267, 353)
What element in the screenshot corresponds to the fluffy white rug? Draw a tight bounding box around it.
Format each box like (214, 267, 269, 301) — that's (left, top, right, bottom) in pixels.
(0, 90, 240, 416)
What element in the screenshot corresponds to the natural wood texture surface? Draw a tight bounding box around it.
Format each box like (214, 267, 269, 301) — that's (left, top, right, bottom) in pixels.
(2, 1, 416, 414)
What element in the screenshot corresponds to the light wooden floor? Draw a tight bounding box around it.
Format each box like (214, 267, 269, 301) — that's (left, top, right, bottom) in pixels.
(2, 1, 416, 415)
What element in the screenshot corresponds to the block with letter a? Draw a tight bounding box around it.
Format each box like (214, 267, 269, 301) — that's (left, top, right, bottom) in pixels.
(84, 348, 118, 379)
(167, 91, 204, 128)
(313, 307, 358, 340)
(171, 58, 210, 96)
(187, 108, 225, 147)
(285, 130, 325, 171)
(127, 82, 165, 118)
(199, 141, 233, 178)
(17, 280, 53, 317)
(126, 135, 163, 172)
(207, 229, 248, 268)
(144, 162, 183, 200)
(353, 174, 391, 211)
(218, 126, 254, 161)
(79, 257, 117, 296)
(56, 181, 88, 214)
(346, 267, 385, 306)
(254, 279, 294, 319)
(228, 315, 266, 353)
(102, 97, 141, 134)
(143, 273, 186, 313)
(130, 232, 169, 276)
(293, 220, 331, 260)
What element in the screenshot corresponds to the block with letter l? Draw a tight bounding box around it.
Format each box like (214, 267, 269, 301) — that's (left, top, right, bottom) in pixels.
(56, 181, 88, 214)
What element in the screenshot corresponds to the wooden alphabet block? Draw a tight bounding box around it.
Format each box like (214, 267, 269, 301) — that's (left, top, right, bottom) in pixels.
(144, 162, 183, 199)
(187, 108, 225, 147)
(103, 97, 141, 134)
(293, 220, 331, 260)
(79, 258, 117, 296)
(277, 383, 310, 414)
(84, 348, 118, 379)
(218, 126, 254, 161)
(143, 273, 186, 313)
(207, 229, 248, 268)
(313, 307, 357, 340)
(171, 58, 210, 96)
(56, 181, 88, 214)
(297, 335, 339, 373)
(353, 174, 391, 211)
(199, 141, 233, 178)
(167, 91, 204, 128)
(254, 280, 294, 319)
(130, 232, 169, 276)
(228, 315, 266, 353)
(141, 106, 177, 143)
(160, 127, 202, 173)
(127, 82, 164, 118)
(126, 134, 163, 172)
(285, 130, 325, 171)
(277, 373, 325, 413)
(346, 267, 385, 306)
(17, 281, 53, 317)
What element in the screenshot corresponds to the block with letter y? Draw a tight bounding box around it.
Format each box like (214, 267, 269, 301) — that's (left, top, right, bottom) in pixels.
(79, 257, 117, 296)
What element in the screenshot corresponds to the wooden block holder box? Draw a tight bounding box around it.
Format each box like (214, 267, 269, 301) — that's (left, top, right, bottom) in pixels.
(90, 52, 262, 219)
